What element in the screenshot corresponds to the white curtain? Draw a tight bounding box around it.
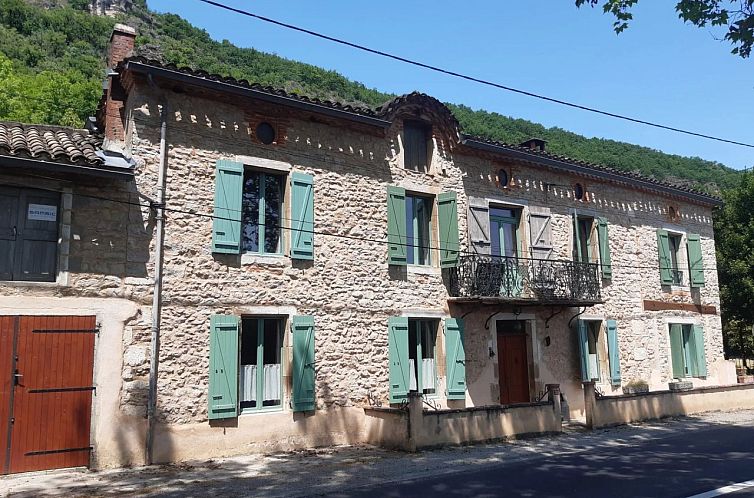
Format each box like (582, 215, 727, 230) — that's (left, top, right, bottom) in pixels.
(409, 359, 417, 391)
(422, 359, 435, 390)
(263, 363, 281, 401)
(240, 364, 256, 402)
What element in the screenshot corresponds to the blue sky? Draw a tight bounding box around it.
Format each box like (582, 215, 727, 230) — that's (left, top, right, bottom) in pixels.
(149, 0, 752, 170)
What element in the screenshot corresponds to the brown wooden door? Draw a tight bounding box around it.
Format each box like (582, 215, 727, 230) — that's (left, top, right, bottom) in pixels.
(497, 331, 530, 405)
(2, 316, 96, 474)
(0, 316, 15, 473)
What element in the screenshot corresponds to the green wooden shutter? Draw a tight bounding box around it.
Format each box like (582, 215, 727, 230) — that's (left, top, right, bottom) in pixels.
(388, 317, 410, 403)
(657, 229, 673, 285)
(687, 234, 705, 288)
(445, 318, 467, 400)
(209, 314, 239, 420)
(577, 319, 589, 381)
(606, 319, 621, 386)
(691, 324, 707, 377)
(597, 217, 612, 280)
(212, 160, 244, 254)
(290, 172, 315, 260)
(669, 324, 685, 379)
(292, 315, 316, 412)
(438, 192, 459, 268)
(387, 186, 407, 265)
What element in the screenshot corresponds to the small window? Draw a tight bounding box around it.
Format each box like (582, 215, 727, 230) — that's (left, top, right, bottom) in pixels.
(574, 183, 585, 201)
(408, 319, 437, 395)
(256, 122, 276, 145)
(668, 233, 683, 285)
(405, 194, 433, 266)
(668, 205, 679, 221)
(0, 186, 59, 282)
(242, 170, 284, 254)
(240, 317, 283, 411)
(403, 120, 430, 172)
(573, 216, 595, 263)
(497, 168, 509, 188)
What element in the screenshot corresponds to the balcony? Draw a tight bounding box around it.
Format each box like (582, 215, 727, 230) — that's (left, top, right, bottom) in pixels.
(446, 255, 603, 306)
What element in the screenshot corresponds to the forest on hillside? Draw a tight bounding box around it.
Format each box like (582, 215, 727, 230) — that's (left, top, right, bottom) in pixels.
(0, 0, 742, 192)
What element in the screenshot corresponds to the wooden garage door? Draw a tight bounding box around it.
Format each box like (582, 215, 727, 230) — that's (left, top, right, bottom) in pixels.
(1, 316, 96, 474)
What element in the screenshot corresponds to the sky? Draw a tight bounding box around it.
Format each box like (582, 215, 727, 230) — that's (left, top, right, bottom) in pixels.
(148, 0, 753, 170)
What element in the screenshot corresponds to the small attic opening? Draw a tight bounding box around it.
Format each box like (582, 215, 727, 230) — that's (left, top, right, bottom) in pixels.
(520, 138, 547, 152)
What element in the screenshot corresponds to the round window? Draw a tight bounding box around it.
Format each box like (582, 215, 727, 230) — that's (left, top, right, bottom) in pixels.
(256, 122, 276, 145)
(669, 206, 678, 220)
(574, 183, 585, 201)
(497, 168, 509, 187)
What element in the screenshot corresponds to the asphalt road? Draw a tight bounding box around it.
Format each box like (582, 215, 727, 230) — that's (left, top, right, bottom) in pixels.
(330, 422, 754, 498)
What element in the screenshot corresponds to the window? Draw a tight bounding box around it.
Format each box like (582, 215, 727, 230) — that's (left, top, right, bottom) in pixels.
(578, 319, 621, 385)
(242, 170, 284, 254)
(490, 207, 520, 258)
(408, 320, 437, 395)
(668, 233, 683, 285)
(403, 120, 430, 172)
(405, 194, 433, 266)
(497, 168, 509, 188)
(240, 318, 283, 411)
(574, 183, 585, 201)
(669, 323, 707, 379)
(255, 122, 276, 145)
(585, 321, 606, 382)
(0, 186, 59, 282)
(573, 216, 594, 263)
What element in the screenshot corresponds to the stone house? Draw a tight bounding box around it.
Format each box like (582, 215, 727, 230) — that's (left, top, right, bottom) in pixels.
(0, 25, 732, 472)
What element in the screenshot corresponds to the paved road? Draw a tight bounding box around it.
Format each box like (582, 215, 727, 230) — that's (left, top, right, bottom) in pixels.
(331, 423, 754, 498)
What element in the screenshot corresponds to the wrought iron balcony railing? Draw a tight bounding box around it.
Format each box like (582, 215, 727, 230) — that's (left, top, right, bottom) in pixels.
(447, 255, 602, 305)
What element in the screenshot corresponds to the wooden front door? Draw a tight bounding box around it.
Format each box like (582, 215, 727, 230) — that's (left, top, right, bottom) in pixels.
(497, 323, 530, 405)
(1, 316, 96, 474)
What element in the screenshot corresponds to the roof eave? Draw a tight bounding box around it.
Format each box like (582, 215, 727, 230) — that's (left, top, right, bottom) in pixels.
(461, 138, 723, 208)
(123, 61, 393, 129)
(0, 155, 134, 180)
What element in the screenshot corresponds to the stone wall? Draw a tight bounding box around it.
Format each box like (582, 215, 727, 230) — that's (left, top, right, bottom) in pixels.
(120, 81, 726, 432)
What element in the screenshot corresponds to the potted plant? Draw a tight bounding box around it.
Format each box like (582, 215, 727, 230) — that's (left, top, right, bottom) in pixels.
(622, 379, 649, 395)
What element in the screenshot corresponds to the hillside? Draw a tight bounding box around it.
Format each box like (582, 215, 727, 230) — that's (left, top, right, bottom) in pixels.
(0, 0, 741, 193)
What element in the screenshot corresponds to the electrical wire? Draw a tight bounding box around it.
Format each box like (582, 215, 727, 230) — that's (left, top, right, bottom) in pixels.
(1, 171, 707, 272)
(195, 0, 754, 149)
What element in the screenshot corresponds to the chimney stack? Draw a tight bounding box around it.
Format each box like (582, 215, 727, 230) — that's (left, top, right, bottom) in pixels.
(519, 138, 547, 152)
(103, 24, 136, 149)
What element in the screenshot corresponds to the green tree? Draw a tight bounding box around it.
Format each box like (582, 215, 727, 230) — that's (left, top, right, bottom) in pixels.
(576, 1, 754, 58)
(715, 170, 754, 361)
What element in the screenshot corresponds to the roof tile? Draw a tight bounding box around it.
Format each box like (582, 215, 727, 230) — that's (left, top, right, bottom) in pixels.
(0, 122, 103, 165)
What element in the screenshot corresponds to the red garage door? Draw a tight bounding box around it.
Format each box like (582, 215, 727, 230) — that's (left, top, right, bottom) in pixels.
(1, 316, 96, 474)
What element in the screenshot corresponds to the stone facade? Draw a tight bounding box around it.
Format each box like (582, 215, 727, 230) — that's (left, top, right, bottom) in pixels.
(0, 30, 733, 467)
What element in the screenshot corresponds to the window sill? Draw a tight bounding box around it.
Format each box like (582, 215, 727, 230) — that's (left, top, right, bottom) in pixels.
(0, 280, 62, 288)
(407, 265, 440, 276)
(241, 253, 288, 266)
(240, 405, 284, 416)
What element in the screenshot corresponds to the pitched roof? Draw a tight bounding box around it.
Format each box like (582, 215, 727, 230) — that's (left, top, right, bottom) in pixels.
(462, 135, 722, 205)
(0, 122, 103, 165)
(120, 57, 723, 205)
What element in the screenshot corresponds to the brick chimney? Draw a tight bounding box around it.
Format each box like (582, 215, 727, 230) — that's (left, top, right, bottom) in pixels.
(103, 24, 136, 148)
(519, 138, 547, 152)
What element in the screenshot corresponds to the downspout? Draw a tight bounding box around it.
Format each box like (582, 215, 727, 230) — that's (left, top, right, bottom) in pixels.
(146, 76, 168, 465)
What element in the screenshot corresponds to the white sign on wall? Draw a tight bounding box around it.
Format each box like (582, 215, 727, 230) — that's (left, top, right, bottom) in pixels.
(27, 204, 57, 222)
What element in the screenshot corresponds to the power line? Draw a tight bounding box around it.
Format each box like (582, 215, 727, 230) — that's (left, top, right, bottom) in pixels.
(3, 171, 705, 272)
(196, 0, 754, 149)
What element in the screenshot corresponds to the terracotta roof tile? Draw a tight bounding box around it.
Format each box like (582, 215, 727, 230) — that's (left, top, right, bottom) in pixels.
(0, 122, 103, 165)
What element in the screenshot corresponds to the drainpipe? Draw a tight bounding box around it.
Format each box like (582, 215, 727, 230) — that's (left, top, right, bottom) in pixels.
(146, 81, 168, 465)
